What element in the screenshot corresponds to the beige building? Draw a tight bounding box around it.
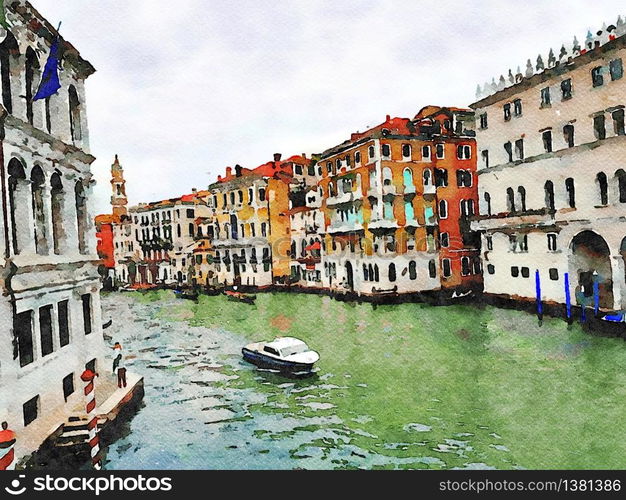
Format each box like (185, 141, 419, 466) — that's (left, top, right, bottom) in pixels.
(472, 19, 626, 312)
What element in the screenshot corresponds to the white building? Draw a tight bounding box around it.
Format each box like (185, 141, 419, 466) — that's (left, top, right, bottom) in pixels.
(472, 18, 626, 313)
(0, 1, 105, 462)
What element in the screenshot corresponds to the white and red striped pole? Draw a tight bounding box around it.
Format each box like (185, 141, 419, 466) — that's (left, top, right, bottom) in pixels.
(80, 369, 102, 470)
(0, 425, 16, 471)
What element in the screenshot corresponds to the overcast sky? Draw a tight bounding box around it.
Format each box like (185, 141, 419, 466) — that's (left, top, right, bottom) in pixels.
(34, 0, 626, 214)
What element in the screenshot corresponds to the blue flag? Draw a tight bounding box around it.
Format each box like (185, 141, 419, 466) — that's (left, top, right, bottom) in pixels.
(33, 38, 61, 101)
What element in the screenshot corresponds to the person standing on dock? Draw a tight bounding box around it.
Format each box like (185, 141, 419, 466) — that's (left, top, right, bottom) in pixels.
(114, 354, 127, 389)
(0, 422, 16, 470)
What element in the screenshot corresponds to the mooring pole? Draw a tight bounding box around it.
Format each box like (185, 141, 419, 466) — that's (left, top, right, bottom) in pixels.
(593, 271, 600, 317)
(564, 272, 572, 324)
(535, 270, 543, 322)
(81, 369, 102, 470)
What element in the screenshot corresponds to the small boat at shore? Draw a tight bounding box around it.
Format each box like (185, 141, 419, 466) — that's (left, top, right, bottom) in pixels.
(242, 337, 319, 374)
(174, 289, 199, 301)
(102, 319, 113, 330)
(225, 290, 256, 304)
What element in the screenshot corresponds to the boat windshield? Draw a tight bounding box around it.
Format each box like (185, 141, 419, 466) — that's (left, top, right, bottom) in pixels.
(279, 343, 308, 357)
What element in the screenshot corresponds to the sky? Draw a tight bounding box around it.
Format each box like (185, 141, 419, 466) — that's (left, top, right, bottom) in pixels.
(33, 0, 626, 214)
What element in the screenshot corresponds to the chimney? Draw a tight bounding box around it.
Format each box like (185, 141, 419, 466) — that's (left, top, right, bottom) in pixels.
(273, 153, 282, 162)
(192, 188, 197, 194)
(302, 153, 307, 159)
(235, 164, 243, 177)
(217, 175, 222, 181)
(386, 114, 391, 121)
(226, 167, 232, 177)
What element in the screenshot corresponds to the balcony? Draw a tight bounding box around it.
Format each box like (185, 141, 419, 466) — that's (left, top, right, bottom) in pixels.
(368, 218, 398, 231)
(423, 184, 436, 195)
(382, 184, 396, 196)
(326, 191, 355, 206)
(470, 208, 556, 232)
(327, 220, 363, 234)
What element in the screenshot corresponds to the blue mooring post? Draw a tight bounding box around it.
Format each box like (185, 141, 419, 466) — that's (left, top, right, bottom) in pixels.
(564, 272, 572, 323)
(593, 273, 600, 317)
(535, 270, 543, 321)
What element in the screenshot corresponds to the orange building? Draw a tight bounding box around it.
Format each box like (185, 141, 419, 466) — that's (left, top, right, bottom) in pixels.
(317, 106, 481, 298)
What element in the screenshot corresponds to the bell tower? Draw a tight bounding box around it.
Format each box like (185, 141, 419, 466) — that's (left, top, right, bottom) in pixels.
(111, 155, 128, 218)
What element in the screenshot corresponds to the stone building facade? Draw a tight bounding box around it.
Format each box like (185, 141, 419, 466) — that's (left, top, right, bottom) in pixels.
(0, 1, 105, 461)
(471, 19, 626, 312)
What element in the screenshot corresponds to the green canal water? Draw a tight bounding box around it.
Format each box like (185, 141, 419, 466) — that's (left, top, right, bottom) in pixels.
(101, 290, 626, 470)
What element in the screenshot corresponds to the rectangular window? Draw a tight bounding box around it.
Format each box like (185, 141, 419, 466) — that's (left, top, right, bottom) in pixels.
(442, 259, 451, 278)
(594, 114, 606, 140)
(355, 151, 361, 164)
(504, 142, 513, 163)
(456, 145, 471, 160)
(547, 233, 558, 251)
(479, 113, 488, 129)
(382, 144, 391, 158)
(613, 109, 625, 136)
(402, 144, 411, 159)
(422, 145, 431, 160)
(428, 260, 437, 278)
(513, 99, 522, 116)
(434, 168, 448, 187)
(514, 139, 524, 160)
(542, 130, 553, 153)
(487, 264, 496, 275)
(15, 311, 34, 367)
(503, 103, 511, 121)
(519, 235, 528, 252)
(295, 164, 303, 175)
(481, 150, 489, 168)
(186, 209, 195, 218)
(511, 266, 519, 278)
(39, 305, 54, 357)
(563, 124, 575, 148)
(486, 235, 493, 251)
(591, 66, 604, 87)
(549, 268, 559, 281)
(23, 396, 39, 426)
(521, 267, 530, 278)
(81, 294, 92, 335)
(436, 144, 445, 159)
(610, 58, 623, 81)
(63, 373, 74, 401)
(561, 78, 572, 100)
(540, 87, 551, 107)
(440, 232, 450, 248)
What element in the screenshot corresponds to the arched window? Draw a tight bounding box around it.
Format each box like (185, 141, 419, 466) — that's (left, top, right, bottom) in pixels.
(363, 263, 369, 281)
(8, 158, 29, 254)
(461, 256, 471, 276)
(0, 32, 18, 114)
(31, 166, 48, 255)
(597, 172, 608, 205)
(259, 188, 266, 202)
(25, 47, 40, 126)
(374, 264, 380, 282)
(506, 187, 516, 212)
(409, 261, 417, 280)
(517, 186, 527, 212)
(75, 181, 88, 254)
(439, 200, 448, 219)
(484, 192, 492, 216)
(50, 172, 65, 255)
(544, 180, 555, 211)
(382, 167, 393, 186)
(616, 169, 626, 203)
(423, 169, 432, 186)
(68, 85, 82, 142)
(328, 181, 335, 197)
(565, 177, 576, 208)
(388, 263, 396, 282)
(403, 168, 414, 191)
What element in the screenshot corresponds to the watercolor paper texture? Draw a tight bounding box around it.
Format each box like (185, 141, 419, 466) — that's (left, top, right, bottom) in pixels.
(0, 0, 625, 472)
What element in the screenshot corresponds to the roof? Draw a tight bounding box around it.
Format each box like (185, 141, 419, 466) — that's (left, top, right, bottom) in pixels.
(266, 337, 307, 350)
(95, 214, 118, 225)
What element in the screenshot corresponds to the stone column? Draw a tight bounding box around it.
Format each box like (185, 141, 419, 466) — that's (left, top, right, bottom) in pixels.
(40, 183, 53, 256)
(611, 255, 625, 310)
